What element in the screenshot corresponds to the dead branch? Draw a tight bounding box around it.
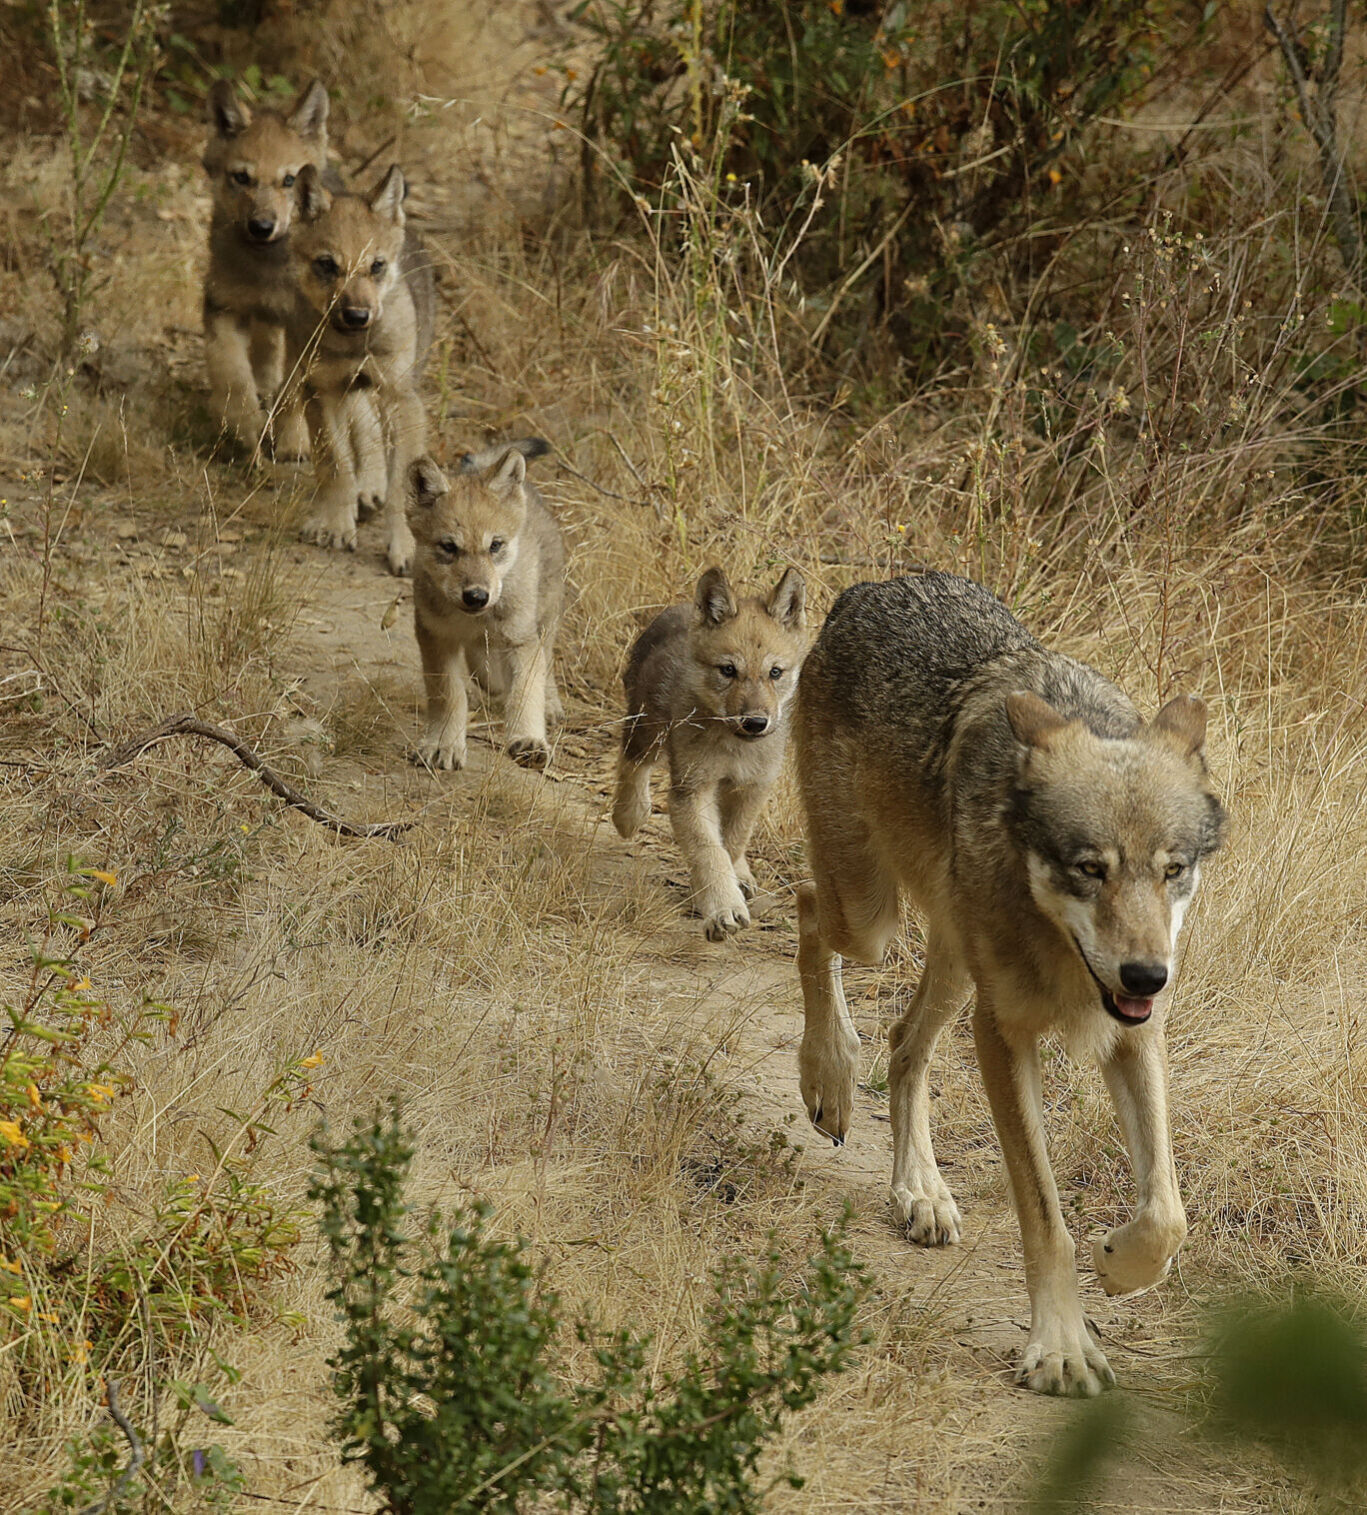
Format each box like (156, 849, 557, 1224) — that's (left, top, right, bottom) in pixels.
(1264, 0, 1360, 280)
(98, 713, 415, 841)
(78, 1379, 145, 1515)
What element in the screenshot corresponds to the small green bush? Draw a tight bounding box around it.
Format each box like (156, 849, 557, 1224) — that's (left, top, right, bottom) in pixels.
(310, 1102, 869, 1514)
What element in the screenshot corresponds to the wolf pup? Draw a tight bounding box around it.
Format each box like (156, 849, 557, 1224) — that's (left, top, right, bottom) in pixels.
(613, 566, 806, 941)
(287, 162, 435, 576)
(794, 570, 1225, 1397)
(407, 440, 564, 771)
(201, 77, 332, 460)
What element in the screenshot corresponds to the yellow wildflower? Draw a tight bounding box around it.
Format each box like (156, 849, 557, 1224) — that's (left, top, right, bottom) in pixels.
(88, 870, 118, 887)
(0, 1121, 30, 1150)
(25, 1084, 43, 1113)
(299, 1051, 325, 1070)
(10, 1297, 31, 1313)
(37, 1311, 59, 1324)
(1047, 167, 1063, 186)
(71, 977, 93, 993)
(86, 1084, 116, 1104)
(0, 1257, 21, 1274)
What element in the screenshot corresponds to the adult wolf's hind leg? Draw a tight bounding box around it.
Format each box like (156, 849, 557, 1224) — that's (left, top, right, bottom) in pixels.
(888, 933, 971, 1245)
(796, 882, 862, 1144)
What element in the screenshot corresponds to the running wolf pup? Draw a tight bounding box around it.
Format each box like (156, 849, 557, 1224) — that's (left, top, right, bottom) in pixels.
(287, 162, 435, 575)
(794, 570, 1225, 1397)
(201, 77, 331, 460)
(613, 566, 806, 941)
(407, 440, 565, 772)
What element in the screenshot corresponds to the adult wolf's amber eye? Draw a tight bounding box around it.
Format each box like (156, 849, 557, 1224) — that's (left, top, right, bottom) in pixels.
(231, 170, 252, 186)
(1164, 861, 1186, 879)
(370, 258, 386, 277)
(314, 255, 339, 278)
(1075, 860, 1105, 879)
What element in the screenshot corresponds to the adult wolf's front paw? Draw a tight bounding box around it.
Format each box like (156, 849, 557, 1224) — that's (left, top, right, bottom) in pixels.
(300, 507, 357, 552)
(411, 737, 466, 772)
(507, 736, 550, 771)
(733, 859, 758, 900)
(700, 886, 750, 942)
(892, 1179, 962, 1247)
(1092, 1215, 1184, 1297)
(798, 1022, 860, 1144)
(1016, 1316, 1115, 1397)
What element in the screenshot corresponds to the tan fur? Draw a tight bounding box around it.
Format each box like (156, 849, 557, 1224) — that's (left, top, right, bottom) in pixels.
(285, 164, 435, 576)
(794, 572, 1225, 1396)
(407, 441, 565, 771)
(201, 78, 331, 459)
(613, 566, 806, 940)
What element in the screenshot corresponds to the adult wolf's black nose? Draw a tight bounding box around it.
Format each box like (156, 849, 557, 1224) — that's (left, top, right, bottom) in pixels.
(247, 217, 276, 241)
(740, 715, 770, 736)
(1119, 961, 1168, 996)
(462, 586, 490, 610)
(340, 306, 372, 329)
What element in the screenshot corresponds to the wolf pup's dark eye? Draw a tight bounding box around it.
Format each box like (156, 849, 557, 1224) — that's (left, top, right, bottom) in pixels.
(282, 172, 296, 187)
(370, 258, 386, 277)
(314, 255, 339, 278)
(437, 538, 458, 560)
(489, 538, 505, 554)
(768, 665, 783, 680)
(719, 663, 738, 679)
(231, 170, 252, 186)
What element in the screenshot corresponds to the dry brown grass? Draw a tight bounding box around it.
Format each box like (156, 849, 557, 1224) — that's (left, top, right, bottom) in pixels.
(2, 4, 1366, 1511)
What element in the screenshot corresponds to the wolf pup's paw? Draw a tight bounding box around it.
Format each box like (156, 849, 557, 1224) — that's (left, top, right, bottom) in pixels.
(270, 412, 311, 464)
(797, 1023, 860, 1144)
(411, 737, 466, 772)
(385, 521, 416, 578)
(892, 1181, 962, 1247)
(1016, 1316, 1115, 1398)
(1091, 1217, 1183, 1297)
(507, 737, 550, 771)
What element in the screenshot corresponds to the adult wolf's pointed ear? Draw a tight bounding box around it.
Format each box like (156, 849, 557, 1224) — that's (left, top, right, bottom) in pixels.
(207, 79, 250, 138)
(369, 165, 406, 225)
(289, 79, 330, 142)
(485, 446, 527, 496)
(1151, 694, 1207, 757)
(408, 456, 448, 510)
(296, 163, 330, 221)
(1005, 690, 1070, 750)
(695, 566, 737, 626)
(766, 567, 806, 630)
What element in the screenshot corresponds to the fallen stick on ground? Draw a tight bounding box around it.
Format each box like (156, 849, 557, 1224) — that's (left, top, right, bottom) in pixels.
(98, 712, 415, 841)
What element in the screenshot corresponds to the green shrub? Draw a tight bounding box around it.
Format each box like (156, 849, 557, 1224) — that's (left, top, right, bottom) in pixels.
(310, 1102, 869, 1513)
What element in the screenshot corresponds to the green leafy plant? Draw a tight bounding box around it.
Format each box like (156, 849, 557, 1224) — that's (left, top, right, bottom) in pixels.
(310, 1102, 869, 1513)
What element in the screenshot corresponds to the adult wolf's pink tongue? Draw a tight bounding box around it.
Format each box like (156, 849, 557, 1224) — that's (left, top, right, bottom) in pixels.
(1114, 996, 1154, 1022)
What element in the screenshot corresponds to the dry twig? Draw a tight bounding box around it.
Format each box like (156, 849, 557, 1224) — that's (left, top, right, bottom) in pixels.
(77, 1380, 144, 1515)
(98, 713, 414, 841)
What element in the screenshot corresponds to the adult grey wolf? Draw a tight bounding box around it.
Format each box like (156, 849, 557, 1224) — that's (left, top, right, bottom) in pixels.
(407, 440, 564, 771)
(794, 571, 1225, 1395)
(614, 566, 806, 940)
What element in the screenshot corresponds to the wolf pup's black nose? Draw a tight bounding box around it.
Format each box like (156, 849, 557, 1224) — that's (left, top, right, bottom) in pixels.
(740, 715, 770, 736)
(1119, 961, 1168, 996)
(247, 217, 276, 241)
(462, 586, 490, 610)
(340, 306, 372, 329)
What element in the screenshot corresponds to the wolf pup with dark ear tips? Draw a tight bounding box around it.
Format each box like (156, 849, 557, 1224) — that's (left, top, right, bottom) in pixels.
(201, 76, 332, 461)
(793, 569, 1225, 1397)
(285, 162, 434, 576)
(613, 565, 807, 940)
(406, 440, 565, 772)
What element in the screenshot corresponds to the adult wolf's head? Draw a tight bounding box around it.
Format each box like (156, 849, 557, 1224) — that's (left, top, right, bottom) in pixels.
(203, 79, 329, 246)
(1005, 691, 1226, 1027)
(406, 441, 549, 614)
(684, 566, 807, 740)
(291, 165, 408, 334)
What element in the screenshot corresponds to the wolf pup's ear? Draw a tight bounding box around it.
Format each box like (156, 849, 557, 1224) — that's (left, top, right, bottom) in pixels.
(1151, 694, 1207, 757)
(408, 456, 449, 510)
(369, 165, 406, 225)
(296, 163, 331, 221)
(766, 567, 805, 630)
(289, 79, 330, 142)
(695, 567, 737, 626)
(1005, 690, 1070, 750)
(485, 446, 528, 496)
(207, 79, 250, 138)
